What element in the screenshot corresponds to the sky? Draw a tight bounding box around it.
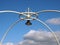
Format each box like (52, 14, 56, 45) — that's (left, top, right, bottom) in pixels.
(0, 0, 60, 45)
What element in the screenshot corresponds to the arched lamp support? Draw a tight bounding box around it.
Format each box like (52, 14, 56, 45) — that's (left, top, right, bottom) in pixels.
(32, 17, 60, 45)
(0, 19, 21, 44)
(0, 10, 60, 45)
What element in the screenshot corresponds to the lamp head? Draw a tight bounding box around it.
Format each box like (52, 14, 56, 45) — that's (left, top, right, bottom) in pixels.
(25, 20, 32, 25)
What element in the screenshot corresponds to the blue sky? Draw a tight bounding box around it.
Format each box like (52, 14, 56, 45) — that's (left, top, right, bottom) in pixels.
(0, 0, 60, 44)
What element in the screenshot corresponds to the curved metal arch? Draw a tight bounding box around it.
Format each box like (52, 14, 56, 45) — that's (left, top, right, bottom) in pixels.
(37, 10, 60, 13)
(0, 10, 20, 14)
(0, 19, 21, 43)
(32, 17, 60, 45)
(0, 10, 29, 19)
(0, 10, 60, 45)
(0, 17, 60, 45)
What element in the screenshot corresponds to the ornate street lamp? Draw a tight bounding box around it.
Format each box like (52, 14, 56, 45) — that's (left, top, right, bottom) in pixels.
(0, 8, 60, 45)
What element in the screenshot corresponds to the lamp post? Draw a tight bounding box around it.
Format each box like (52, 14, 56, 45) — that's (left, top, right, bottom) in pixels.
(0, 8, 60, 45)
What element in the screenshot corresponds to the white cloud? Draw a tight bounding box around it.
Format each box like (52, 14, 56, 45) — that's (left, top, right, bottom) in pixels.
(5, 43, 13, 45)
(46, 18, 60, 25)
(18, 30, 60, 45)
(1, 30, 60, 45)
